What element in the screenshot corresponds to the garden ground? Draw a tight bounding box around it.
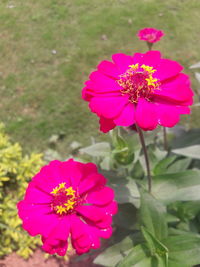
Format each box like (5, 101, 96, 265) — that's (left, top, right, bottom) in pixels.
(0, 249, 101, 267)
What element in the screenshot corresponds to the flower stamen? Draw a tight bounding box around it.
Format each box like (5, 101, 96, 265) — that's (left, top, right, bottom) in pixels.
(117, 64, 160, 103)
(50, 183, 79, 215)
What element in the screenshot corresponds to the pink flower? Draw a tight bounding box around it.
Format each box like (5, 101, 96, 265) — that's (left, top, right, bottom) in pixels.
(82, 50, 193, 132)
(17, 159, 117, 256)
(137, 28, 164, 43)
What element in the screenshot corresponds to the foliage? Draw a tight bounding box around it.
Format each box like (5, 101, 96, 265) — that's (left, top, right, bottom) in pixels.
(0, 123, 44, 259)
(71, 126, 200, 267)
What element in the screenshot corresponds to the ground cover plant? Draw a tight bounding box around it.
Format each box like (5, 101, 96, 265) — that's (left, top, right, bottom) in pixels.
(1, 0, 200, 266)
(0, 123, 43, 258)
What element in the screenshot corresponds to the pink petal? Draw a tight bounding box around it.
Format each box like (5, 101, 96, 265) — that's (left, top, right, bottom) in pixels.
(142, 50, 161, 65)
(89, 71, 121, 92)
(70, 215, 86, 240)
(59, 159, 82, 188)
(133, 51, 161, 68)
(97, 60, 120, 79)
(99, 116, 116, 133)
(82, 73, 122, 101)
(76, 162, 98, 182)
(32, 161, 70, 193)
(33, 159, 84, 192)
(86, 187, 114, 206)
(91, 225, 113, 239)
(135, 98, 158, 131)
(176, 106, 190, 114)
(24, 183, 52, 204)
(100, 201, 118, 216)
(97, 227, 113, 239)
(155, 74, 194, 105)
(79, 173, 106, 195)
(76, 205, 112, 229)
(83, 85, 121, 101)
(155, 59, 183, 81)
(47, 216, 70, 241)
(41, 216, 70, 256)
(114, 103, 135, 126)
(70, 215, 100, 254)
(132, 52, 144, 64)
(112, 53, 133, 74)
(77, 231, 100, 251)
(55, 242, 68, 256)
(42, 242, 57, 255)
(76, 205, 107, 223)
(89, 96, 129, 119)
(95, 215, 113, 229)
(133, 51, 182, 81)
(156, 104, 180, 127)
(42, 239, 68, 256)
(18, 201, 58, 237)
(80, 202, 116, 229)
(82, 86, 92, 101)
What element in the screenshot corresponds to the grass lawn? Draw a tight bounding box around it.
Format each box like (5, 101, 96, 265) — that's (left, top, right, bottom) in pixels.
(0, 0, 200, 155)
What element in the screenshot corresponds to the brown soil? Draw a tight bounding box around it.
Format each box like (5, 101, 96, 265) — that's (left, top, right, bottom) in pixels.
(0, 249, 102, 267)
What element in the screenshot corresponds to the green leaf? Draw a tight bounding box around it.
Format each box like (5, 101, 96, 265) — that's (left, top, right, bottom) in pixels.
(152, 170, 200, 203)
(168, 259, 189, 267)
(153, 156, 177, 175)
(79, 142, 110, 157)
(100, 156, 111, 170)
(114, 203, 137, 230)
(112, 148, 134, 165)
(131, 160, 144, 179)
(111, 130, 135, 165)
(162, 231, 200, 266)
(111, 129, 128, 150)
(117, 244, 151, 267)
(172, 129, 200, 148)
(140, 192, 168, 240)
(166, 158, 191, 173)
(172, 145, 200, 159)
(140, 146, 167, 175)
(154, 156, 192, 175)
(155, 255, 168, 267)
(166, 213, 180, 224)
(94, 236, 134, 267)
(141, 226, 168, 266)
(181, 201, 200, 220)
(113, 178, 140, 208)
(104, 171, 140, 207)
(120, 129, 141, 152)
(169, 201, 200, 222)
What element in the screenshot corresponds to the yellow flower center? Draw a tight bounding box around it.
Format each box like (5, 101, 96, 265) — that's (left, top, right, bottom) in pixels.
(50, 183, 78, 215)
(117, 64, 160, 103)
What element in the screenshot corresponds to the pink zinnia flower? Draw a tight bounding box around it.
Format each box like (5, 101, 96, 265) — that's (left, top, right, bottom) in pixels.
(82, 51, 193, 132)
(137, 28, 164, 43)
(17, 159, 117, 256)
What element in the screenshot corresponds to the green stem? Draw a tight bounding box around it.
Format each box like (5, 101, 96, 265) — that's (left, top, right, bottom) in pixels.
(136, 125, 152, 193)
(147, 42, 153, 51)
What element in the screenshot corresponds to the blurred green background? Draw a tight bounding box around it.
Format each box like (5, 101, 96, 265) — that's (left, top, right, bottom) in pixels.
(0, 0, 200, 155)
